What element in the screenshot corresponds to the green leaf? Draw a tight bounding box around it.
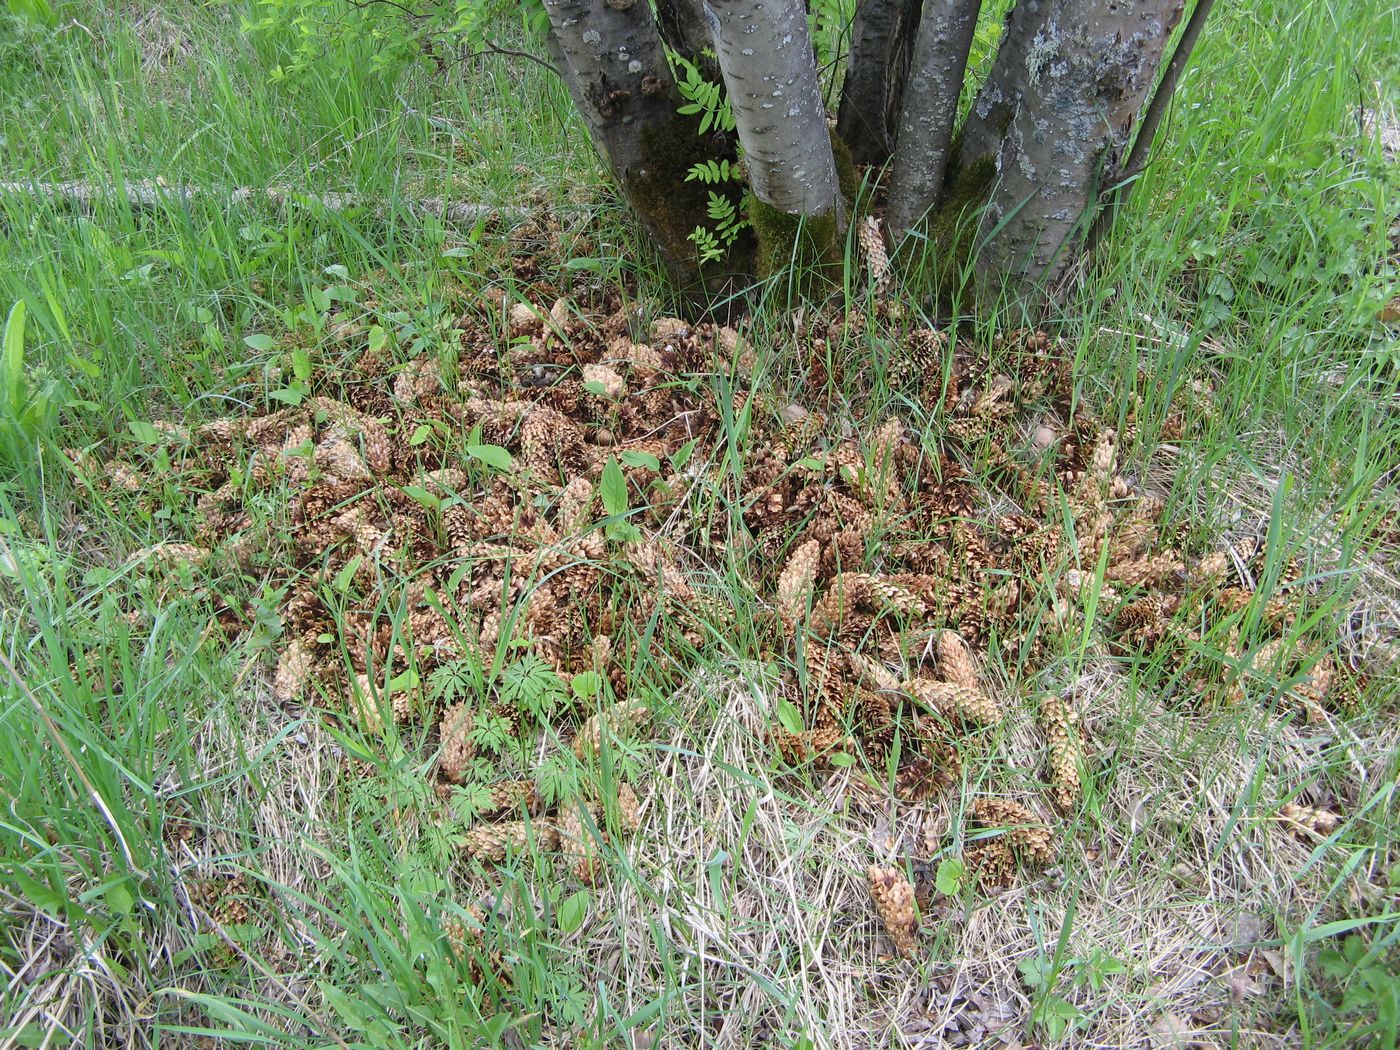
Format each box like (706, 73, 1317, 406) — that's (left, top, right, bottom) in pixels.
(410, 424, 432, 446)
(7, 866, 65, 917)
(1018, 955, 1055, 989)
(558, 890, 589, 934)
(669, 438, 699, 471)
(600, 457, 628, 517)
(828, 751, 855, 767)
(291, 347, 312, 381)
(1032, 994, 1082, 1038)
(775, 697, 803, 736)
(268, 386, 305, 406)
(3, 300, 26, 416)
(388, 668, 420, 694)
(620, 450, 662, 472)
(367, 324, 388, 353)
(571, 671, 601, 701)
(243, 333, 276, 352)
(934, 857, 965, 897)
(465, 444, 512, 470)
(104, 879, 135, 917)
(127, 420, 161, 444)
(401, 485, 440, 510)
(332, 554, 363, 593)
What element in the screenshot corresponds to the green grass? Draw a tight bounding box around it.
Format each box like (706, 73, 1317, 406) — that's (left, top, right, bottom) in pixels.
(1, 0, 1398, 1047)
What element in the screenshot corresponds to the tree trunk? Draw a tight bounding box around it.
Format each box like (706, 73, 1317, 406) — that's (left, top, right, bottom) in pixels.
(655, 0, 721, 81)
(885, 0, 982, 238)
(835, 0, 923, 167)
(976, 0, 1185, 293)
(542, 0, 725, 288)
(953, 0, 1042, 177)
(705, 0, 846, 273)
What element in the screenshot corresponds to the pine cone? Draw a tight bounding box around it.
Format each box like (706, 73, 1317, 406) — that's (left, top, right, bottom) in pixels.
(905, 678, 1001, 726)
(439, 701, 476, 783)
(612, 781, 642, 835)
(1106, 552, 1185, 589)
(560, 801, 602, 885)
(970, 799, 1058, 867)
(479, 778, 536, 817)
(1293, 652, 1335, 723)
(934, 630, 979, 690)
(866, 865, 918, 957)
(1039, 696, 1082, 812)
(1277, 801, 1339, 840)
(893, 754, 955, 802)
(777, 539, 822, 625)
(966, 838, 1015, 889)
(352, 673, 413, 734)
(1191, 550, 1232, 586)
(460, 819, 558, 862)
(858, 216, 890, 291)
(273, 635, 315, 704)
(314, 435, 371, 481)
(443, 902, 487, 957)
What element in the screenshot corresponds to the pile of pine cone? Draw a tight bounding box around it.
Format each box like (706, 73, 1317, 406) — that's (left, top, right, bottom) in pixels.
(69, 291, 1349, 967)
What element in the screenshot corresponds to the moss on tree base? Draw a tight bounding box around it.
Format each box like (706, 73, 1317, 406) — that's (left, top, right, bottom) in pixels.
(625, 118, 753, 294)
(896, 149, 998, 307)
(747, 128, 859, 294)
(749, 198, 843, 291)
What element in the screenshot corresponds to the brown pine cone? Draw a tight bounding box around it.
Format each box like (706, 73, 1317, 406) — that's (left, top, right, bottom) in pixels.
(479, 778, 537, 817)
(273, 635, 315, 704)
(1039, 696, 1082, 812)
(460, 819, 559, 862)
(905, 678, 1001, 726)
(777, 539, 822, 625)
(612, 781, 642, 835)
(933, 630, 980, 690)
(966, 838, 1015, 889)
(1277, 801, 1339, 840)
(573, 700, 650, 759)
(1105, 552, 1185, 589)
(560, 801, 602, 885)
(438, 701, 476, 783)
(867, 865, 919, 957)
(970, 799, 1058, 867)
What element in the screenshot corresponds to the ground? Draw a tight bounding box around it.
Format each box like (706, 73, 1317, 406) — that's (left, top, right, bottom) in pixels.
(0, 2, 1398, 1048)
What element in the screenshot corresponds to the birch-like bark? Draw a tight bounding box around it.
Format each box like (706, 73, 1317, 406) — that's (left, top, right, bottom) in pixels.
(976, 0, 1184, 292)
(704, 0, 844, 222)
(953, 0, 1045, 175)
(834, 0, 923, 166)
(543, 0, 721, 286)
(885, 0, 982, 237)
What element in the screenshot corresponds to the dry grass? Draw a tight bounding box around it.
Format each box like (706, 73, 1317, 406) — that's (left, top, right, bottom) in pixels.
(555, 653, 1396, 1048)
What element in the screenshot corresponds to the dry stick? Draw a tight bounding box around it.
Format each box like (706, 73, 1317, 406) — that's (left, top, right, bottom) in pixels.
(0, 179, 522, 223)
(1086, 0, 1217, 254)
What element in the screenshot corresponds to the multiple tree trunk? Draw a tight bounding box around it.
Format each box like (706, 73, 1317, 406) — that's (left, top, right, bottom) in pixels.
(541, 0, 1205, 305)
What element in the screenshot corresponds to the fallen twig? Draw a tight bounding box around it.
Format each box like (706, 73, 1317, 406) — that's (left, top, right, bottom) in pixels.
(0, 178, 524, 223)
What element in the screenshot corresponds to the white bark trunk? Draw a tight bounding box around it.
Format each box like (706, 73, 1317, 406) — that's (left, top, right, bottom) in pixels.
(886, 0, 982, 238)
(976, 0, 1184, 291)
(704, 0, 844, 222)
